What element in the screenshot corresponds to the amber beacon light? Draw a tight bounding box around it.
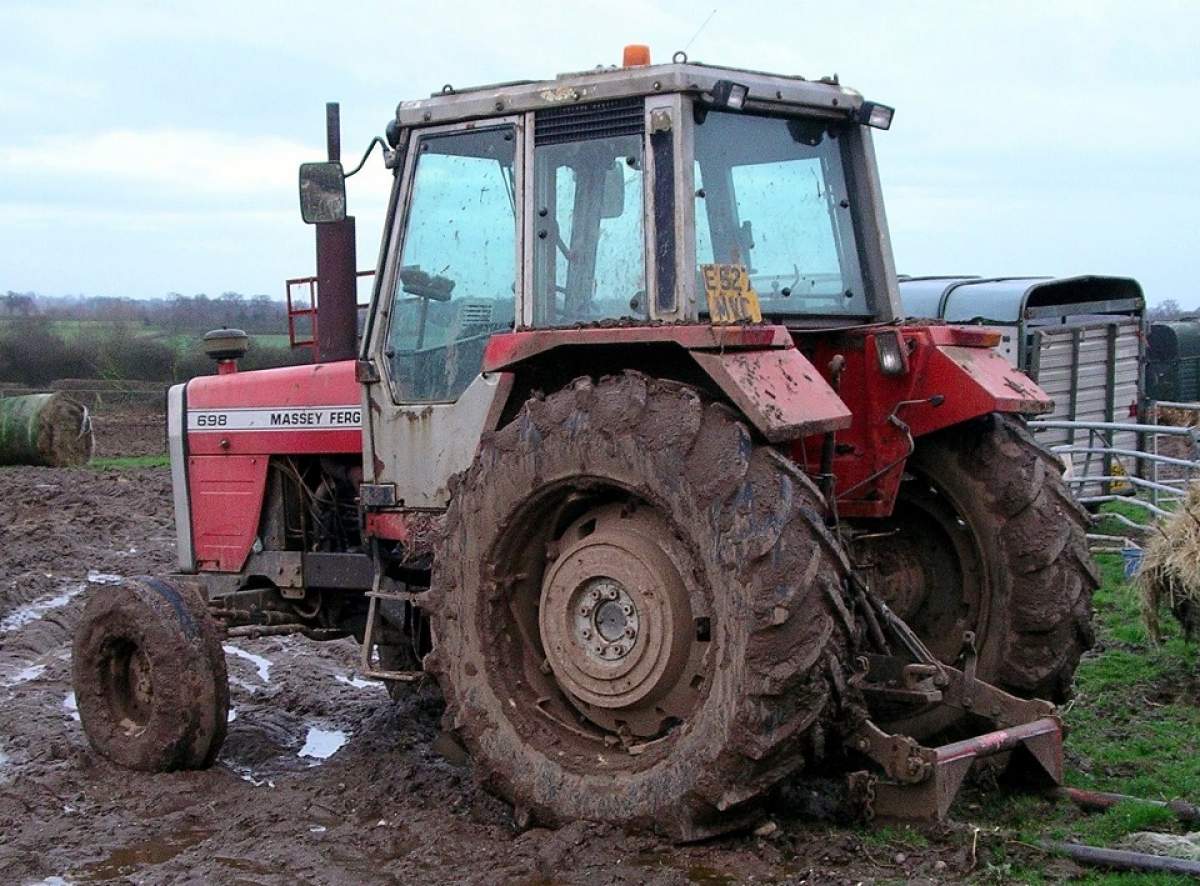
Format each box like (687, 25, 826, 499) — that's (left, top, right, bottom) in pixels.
(622, 44, 651, 66)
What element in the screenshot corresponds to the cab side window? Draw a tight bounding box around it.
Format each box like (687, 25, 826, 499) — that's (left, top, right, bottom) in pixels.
(387, 126, 517, 402)
(531, 99, 647, 326)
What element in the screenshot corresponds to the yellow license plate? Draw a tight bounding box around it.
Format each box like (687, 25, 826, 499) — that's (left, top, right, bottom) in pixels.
(702, 263, 763, 324)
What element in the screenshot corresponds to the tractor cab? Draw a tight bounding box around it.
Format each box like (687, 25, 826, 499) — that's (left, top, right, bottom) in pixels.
(353, 53, 900, 351)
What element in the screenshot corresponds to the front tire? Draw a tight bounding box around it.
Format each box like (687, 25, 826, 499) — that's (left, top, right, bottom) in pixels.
(426, 373, 855, 840)
(72, 577, 229, 771)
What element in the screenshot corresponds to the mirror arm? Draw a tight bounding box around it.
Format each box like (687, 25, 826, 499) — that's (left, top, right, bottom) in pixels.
(345, 136, 387, 179)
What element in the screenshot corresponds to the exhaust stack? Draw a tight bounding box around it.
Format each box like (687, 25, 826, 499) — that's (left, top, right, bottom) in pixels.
(315, 102, 358, 363)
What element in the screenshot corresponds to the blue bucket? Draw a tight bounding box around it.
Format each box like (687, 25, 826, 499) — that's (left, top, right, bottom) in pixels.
(1122, 545, 1144, 579)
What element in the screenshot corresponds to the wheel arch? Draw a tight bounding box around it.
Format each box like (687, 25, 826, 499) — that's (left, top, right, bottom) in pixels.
(489, 335, 852, 443)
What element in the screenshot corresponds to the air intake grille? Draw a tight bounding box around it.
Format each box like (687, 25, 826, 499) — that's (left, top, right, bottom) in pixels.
(535, 98, 644, 145)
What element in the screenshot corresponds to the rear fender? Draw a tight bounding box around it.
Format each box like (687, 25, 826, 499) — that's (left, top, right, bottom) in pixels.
(799, 325, 1052, 518)
(690, 348, 851, 441)
(482, 324, 852, 443)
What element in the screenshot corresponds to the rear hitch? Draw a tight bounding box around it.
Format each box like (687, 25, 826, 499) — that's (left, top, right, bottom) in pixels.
(847, 713, 1063, 820)
(845, 596, 1065, 821)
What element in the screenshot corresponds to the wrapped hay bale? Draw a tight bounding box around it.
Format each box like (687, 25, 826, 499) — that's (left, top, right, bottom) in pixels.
(0, 392, 94, 467)
(1138, 483, 1200, 642)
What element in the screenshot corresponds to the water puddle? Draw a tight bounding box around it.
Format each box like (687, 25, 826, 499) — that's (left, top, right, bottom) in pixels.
(75, 827, 212, 881)
(86, 569, 123, 585)
(231, 765, 276, 788)
(63, 691, 80, 721)
(2, 662, 46, 688)
(0, 584, 85, 635)
(223, 644, 272, 684)
(335, 674, 382, 690)
(298, 727, 347, 763)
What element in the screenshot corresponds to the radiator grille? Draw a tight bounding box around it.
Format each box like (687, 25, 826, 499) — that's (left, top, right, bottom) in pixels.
(535, 98, 644, 145)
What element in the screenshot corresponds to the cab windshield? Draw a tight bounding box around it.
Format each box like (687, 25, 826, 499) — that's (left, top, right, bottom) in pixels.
(694, 111, 867, 317)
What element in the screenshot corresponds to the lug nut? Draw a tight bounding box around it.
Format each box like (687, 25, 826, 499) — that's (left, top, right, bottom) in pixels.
(624, 626, 636, 638)
(591, 589, 602, 601)
(606, 587, 619, 600)
(614, 644, 625, 655)
(581, 628, 591, 639)
(580, 604, 592, 615)
(621, 604, 633, 615)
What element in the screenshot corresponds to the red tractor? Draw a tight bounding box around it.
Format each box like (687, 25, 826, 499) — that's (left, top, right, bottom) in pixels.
(72, 48, 1096, 839)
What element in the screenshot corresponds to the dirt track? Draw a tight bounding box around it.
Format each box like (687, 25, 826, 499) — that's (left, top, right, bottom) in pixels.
(0, 422, 1028, 883)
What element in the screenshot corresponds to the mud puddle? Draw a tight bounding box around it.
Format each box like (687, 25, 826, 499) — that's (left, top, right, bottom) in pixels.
(298, 726, 349, 762)
(75, 827, 213, 882)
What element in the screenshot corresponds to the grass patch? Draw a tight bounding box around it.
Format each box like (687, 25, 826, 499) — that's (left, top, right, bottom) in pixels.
(88, 453, 170, 469)
(860, 823, 930, 850)
(1093, 497, 1167, 539)
(973, 550, 1200, 878)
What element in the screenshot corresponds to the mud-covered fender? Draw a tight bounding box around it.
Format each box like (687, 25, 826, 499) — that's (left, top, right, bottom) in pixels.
(690, 348, 851, 442)
(482, 325, 853, 444)
(903, 330, 1052, 438)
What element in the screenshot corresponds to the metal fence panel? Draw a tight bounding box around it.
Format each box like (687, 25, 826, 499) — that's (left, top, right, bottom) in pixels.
(1029, 319, 1140, 496)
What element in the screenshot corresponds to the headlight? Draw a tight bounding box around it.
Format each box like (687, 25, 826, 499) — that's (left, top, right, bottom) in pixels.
(875, 330, 908, 376)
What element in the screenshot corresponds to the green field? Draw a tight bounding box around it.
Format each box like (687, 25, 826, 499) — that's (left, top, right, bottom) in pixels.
(0, 318, 294, 352)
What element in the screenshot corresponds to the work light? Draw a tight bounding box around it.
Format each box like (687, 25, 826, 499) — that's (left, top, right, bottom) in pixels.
(855, 101, 895, 130)
(711, 80, 749, 111)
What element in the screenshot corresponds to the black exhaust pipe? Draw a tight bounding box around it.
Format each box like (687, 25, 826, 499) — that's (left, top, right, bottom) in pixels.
(315, 102, 358, 363)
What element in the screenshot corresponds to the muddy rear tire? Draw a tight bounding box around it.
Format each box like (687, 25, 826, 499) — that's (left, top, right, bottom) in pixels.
(426, 372, 855, 840)
(856, 413, 1097, 737)
(72, 577, 229, 771)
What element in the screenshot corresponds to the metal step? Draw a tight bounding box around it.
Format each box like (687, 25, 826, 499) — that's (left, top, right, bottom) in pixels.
(359, 588, 424, 684)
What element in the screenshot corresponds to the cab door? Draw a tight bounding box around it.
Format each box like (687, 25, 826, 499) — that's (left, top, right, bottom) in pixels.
(363, 118, 523, 508)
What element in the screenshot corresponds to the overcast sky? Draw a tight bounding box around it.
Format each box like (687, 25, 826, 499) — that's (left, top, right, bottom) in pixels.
(2, 0, 1196, 305)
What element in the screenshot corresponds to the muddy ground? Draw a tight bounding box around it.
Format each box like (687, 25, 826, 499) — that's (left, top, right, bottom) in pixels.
(0, 411, 1063, 884)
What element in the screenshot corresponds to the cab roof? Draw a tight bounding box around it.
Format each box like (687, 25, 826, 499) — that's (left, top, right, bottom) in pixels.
(394, 61, 864, 129)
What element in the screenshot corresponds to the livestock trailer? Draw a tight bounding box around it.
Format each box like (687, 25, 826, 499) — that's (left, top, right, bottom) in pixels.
(898, 275, 1145, 490)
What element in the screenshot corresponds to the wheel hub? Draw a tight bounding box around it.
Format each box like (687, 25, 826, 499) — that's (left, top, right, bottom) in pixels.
(539, 504, 693, 735)
(575, 578, 639, 660)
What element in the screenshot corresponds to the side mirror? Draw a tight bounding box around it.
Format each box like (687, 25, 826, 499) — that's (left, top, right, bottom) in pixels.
(601, 160, 626, 219)
(298, 161, 347, 224)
